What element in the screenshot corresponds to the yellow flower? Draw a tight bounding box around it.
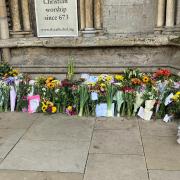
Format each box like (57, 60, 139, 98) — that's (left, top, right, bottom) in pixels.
(12, 69, 19, 77)
(67, 106, 73, 111)
(46, 101, 54, 107)
(42, 105, 48, 112)
(100, 83, 106, 88)
(175, 92, 180, 96)
(115, 75, 124, 81)
(52, 106, 57, 113)
(98, 75, 103, 82)
(172, 95, 179, 102)
(142, 76, 150, 83)
(106, 75, 113, 82)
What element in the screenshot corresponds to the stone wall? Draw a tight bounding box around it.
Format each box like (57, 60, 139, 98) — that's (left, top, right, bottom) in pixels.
(9, 45, 180, 77)
(103, 0, 156, 34)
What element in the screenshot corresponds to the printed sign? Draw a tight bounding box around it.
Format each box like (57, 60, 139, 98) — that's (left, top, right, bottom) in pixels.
(35, 0, 78, 37)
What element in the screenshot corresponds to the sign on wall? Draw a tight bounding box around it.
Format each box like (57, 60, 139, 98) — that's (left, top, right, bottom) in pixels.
(34, 0, 78, 37)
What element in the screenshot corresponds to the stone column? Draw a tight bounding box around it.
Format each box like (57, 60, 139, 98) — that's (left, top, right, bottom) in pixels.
(85, 0, 94, 30)
(0, 0, 11, 61)
(80, 0, 85, 30)
(21, 0, 31, 32)
(156, 0, 166, 27)
(94, 0, 102, 30)
(166, 0, 175, 27)
(10, 0, 21, 32)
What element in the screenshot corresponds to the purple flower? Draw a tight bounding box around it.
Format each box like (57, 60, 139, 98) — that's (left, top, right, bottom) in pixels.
(6, 77, 15, 85)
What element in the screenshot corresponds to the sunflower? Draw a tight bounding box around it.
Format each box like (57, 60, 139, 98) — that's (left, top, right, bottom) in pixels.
(46, 76, 54, 84)
(42, 105, 48, 112)
(142, 76, 150, 83)
(52, 106, 57, 113)
(47, 82, 55, 89)
(115, 75, 124, 81)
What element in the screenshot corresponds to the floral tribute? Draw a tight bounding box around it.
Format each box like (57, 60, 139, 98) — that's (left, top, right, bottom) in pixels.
(0, 61, 180, 122)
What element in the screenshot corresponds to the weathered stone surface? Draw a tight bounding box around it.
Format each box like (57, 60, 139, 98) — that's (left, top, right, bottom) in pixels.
(95, 118, 138, 130)
(0, 35, 178, 48)
(103, 0, 156, 34)
(9, 45, 177, 75)
(23, 115, 95, 141)
(90, 129, 143, 155)
(84, 154, 148, 180)
(143, 136, 180, 170)
(0, 140, 90, 173)
(139, 119, 177, 137)
(0, 170, 83, 180)
(0, 112, 37, 129)
(0, 129, 26, 159)
(149, 170, 180, 180)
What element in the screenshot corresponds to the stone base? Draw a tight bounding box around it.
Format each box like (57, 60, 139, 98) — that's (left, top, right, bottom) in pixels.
(82, 28, 96, 37)
(10, 31, 33, 38)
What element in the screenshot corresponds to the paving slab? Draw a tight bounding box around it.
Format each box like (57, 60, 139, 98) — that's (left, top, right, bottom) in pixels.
(95, 117, 138, 130)
(149, 170, 180, 180)
(139, 119, 177, 137)
(23, 115, 95, 141)
(0, 129, 26, 159)
(84, 154, 148, 180)
(0, 112, 39, 129)
(0, 170, 44, 180)
(0, 140, 90, 173)
(143, 136, 180, 170)
(90, 129, 143, 155)
(0, 170, 83, 180)
(44, 172, 83, 180)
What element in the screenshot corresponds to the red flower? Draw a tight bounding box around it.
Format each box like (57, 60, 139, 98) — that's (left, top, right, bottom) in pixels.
(61, 79, 72, 87)
(154, 69, 171, 78)
(123, 87, 135, 93)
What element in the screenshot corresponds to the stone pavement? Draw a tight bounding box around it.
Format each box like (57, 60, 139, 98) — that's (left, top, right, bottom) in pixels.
(0, 113, 179, 180)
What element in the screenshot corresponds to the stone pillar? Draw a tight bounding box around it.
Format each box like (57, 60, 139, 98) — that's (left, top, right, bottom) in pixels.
(80, 0, 85, 30)
(156, 0, 166, 27)
(166, 0, 176, 27)
(0, 0, 11, 61)
(94, 0, 102, 30)
(85, 0, 94, 30)
(21, 0, 31, 32)
(10, 0, 21, 32)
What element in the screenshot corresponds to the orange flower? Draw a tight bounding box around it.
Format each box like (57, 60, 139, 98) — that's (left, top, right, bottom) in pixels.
(47, 82, 55, 89)
(131, 78, 142, 85)
(46, 76, 54, 84)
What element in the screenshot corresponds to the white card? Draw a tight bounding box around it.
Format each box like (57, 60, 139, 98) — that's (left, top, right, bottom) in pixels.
(81, 74, 90, 81)
(88, 76, 98, 83)
(96, 103, 107, 117)
(138, 106, 145, 119)
(138, 106, 153, 121)
(91, 92, 98, 101)
(165, 93, 174, 106)
(163, 114, 173, 123)
(29, 99, 39, 113)
(95, 103, 114, 117)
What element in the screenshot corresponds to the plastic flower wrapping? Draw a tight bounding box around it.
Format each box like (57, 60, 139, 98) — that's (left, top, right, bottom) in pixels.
(0, 62, 180, 121)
